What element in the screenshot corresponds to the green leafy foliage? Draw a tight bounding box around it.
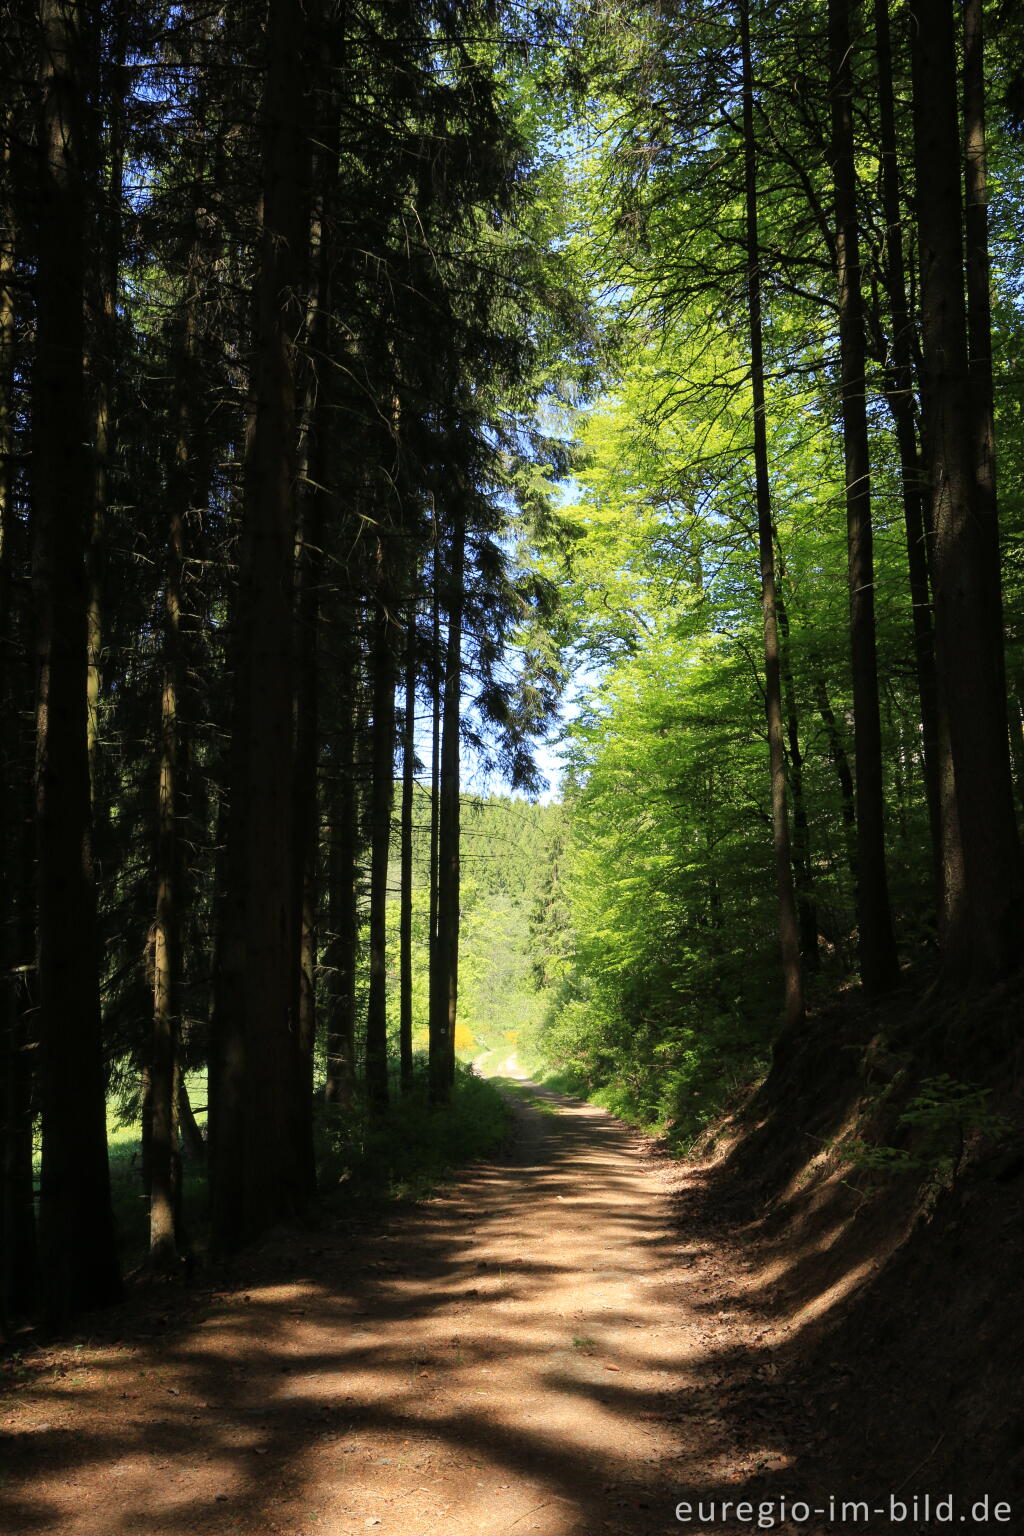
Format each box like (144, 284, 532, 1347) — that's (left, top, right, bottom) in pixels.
(843, 1075, 1011, 1182)
(316, 1061, 512, 1203)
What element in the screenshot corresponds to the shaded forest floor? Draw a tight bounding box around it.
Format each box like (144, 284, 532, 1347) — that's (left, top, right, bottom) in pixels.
(2, 1051, 1022, 1535)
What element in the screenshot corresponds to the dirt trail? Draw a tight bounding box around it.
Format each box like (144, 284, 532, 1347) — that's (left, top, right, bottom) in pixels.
(1, 1082, 790, 1536)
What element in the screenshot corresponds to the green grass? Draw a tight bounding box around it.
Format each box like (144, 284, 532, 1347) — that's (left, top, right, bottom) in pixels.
(315, 1057, 512, 1205)
(105, 1072, 209, 1267)
(107, 1139, 209, 1269)
(98, 1058, 511, 1267)
(493, 1079, 561, 1117)
(512, 1039, 756, 1153)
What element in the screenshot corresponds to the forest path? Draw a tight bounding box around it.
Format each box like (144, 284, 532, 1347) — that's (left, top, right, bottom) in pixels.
(1, 1082, 784, 1536)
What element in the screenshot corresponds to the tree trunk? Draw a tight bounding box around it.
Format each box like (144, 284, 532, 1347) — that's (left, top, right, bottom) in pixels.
(830, 0, 899, 996)
(324, 628, 361, 1106)
(149, 486, 184, 1269)
(292, 525, 321, 1189)
(84, 0, 126, 823)
(0, 102, 37, 1323)
(365, 560, 397, 1109)
(140, 1061, 153, 1197)
(812, 671, 857, 881)
(148, 225, 213, 1264)
(1009, 675, 1024, 816)
(429, 510, 465, 1102)
(32, 0, 121, 1325)
(210, 0, 310, 1250)
(963, 0, 1003, 693)
(177, 1076, 206, 1164)
(428, 527, 441, 981)
(739, 0, 804, 1031)
(323, 807, 356, 1106)
(399, 597, 417, 1091)
(909, 0, 1023, 981)
(872, 0, 942, 889)
(1, 809, 38, 1322)
(776, 588, 818, 970)
(290, 144, 339, 1197)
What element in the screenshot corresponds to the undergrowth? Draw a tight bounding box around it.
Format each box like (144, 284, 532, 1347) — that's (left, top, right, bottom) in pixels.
(494, 1080, 561, 1116)
(840, 1072, 1011, 1182)
(315, 1058, 512, 1204)
(518, 996, 770, 1152)
(104, 1058, 510, 1266)
(108, 1142, 208, 1270)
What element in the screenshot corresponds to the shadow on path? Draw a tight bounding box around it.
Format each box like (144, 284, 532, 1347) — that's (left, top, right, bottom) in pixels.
(0, 1077, 815, 1536)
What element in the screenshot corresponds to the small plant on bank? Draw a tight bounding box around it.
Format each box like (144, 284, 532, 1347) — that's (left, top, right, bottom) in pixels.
(842, 1074, 1010, 1182)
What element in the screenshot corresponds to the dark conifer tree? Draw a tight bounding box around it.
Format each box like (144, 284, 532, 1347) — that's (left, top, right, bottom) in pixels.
(33, 0, 121, 1321)
(909, 0, 1024, 982)
(211, 0, 311, 1248)
(828, 0, 899, 995)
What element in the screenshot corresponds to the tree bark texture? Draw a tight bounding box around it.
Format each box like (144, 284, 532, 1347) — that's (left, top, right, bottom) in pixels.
(829, 0, 899, 996)
(872, 0, 942, 887)
(210, 0, 310, 1249)
(324, 624, 361, 1107)
(365, 560, 397, 1109)
(740, 0, 805, 1032)
(429, 509, 465, 1102)
(909, 0, 1023, 981)
(399, 598, 417, 1091)
(33, 0, 121, 1321)
(0, 110, 38, 1322)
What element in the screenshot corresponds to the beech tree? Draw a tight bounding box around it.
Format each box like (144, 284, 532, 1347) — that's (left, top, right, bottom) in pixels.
(739, 0, 804, 1031)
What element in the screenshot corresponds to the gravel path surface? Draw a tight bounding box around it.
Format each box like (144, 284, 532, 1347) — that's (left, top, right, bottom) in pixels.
(1, 1080, 777, 1536)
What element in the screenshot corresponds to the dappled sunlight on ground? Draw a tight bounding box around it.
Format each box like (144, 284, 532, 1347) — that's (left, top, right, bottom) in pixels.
(0, 1081, 842, 1536)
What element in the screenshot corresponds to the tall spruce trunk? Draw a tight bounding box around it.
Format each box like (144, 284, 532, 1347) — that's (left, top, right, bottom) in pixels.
(0, 114, 38, 1322)
(1, 487, 38, 1319)
(147, 27, 217, 1274)
(365, 564, 397, 1109)
(872, 0, 942, 886)
(399, 599, 417, 1091)
(909, 0, 1023, 981)
(1009, 674, 1024, 814)
(323, 790, 356, 1105)
(963, 0, 1003, 691)
(429, 511, 465, 1102)
(1, 804, 38, 1325)
(147, 216, 213, 1263)
(829, 0, 899, 995)
(0, 123, 13, 645)
(739, 0, 804, 1031)
(324, 619, 360, 1106)
(33, 0, 121, 1321)
(84, 0, 126, 819)
(428, 527, 441, 978)
(290, 138, 340, 1197)
(291, 500, 321, 1193)
(210, 0, 310, 1249)
(149, 463, 185, 1268)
